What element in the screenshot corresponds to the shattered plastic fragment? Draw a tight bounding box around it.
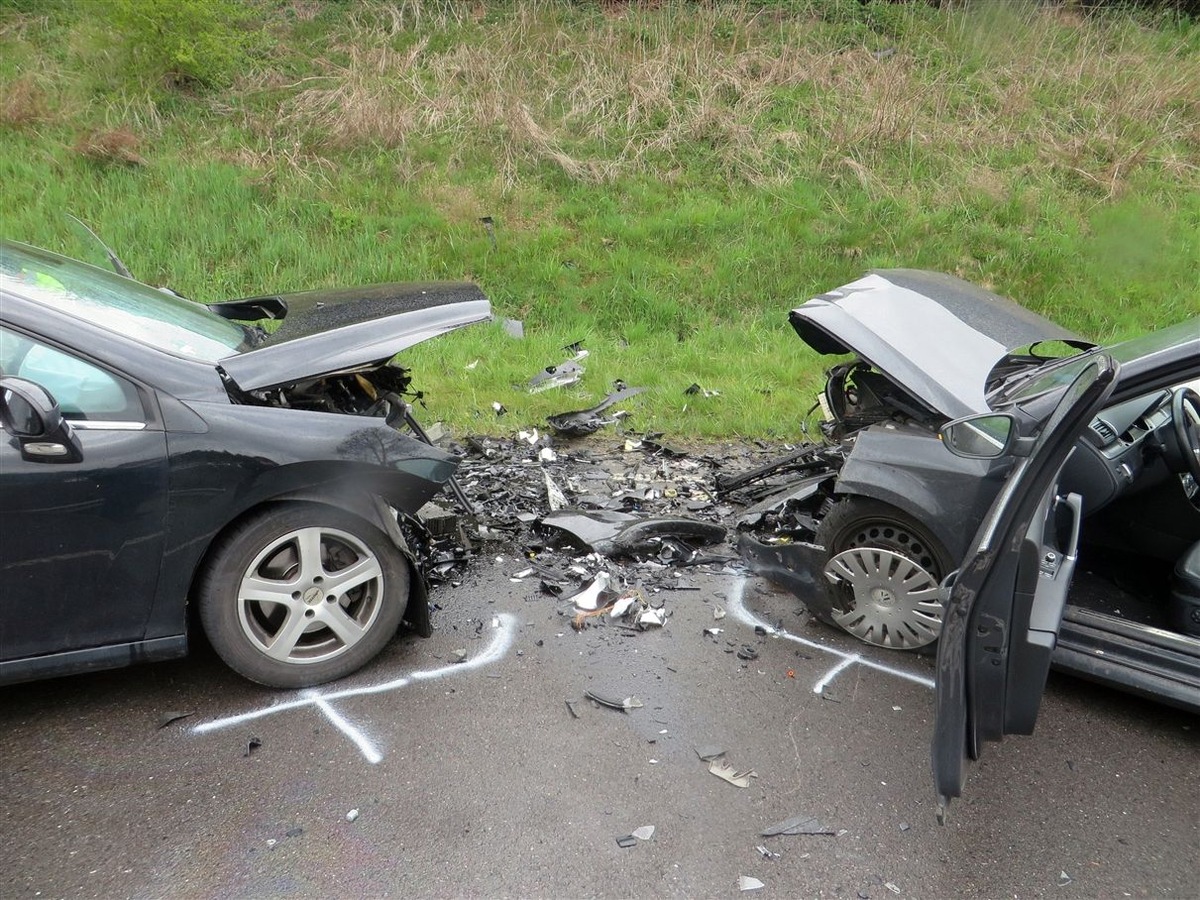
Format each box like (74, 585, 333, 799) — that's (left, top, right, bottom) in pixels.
(616, 834, 637, 849)
(565, 699, 579, 719)
(635, 607, 666, 629)
(567, 571, 612, 611)
(539, 447, 558, 463)
(346, 809, 360, 823)
(631, 825, 655, 841)
(610, 594, 638, 618)
(703, 627, 723, 637)
(694, 744, 725, 762)
(709, 758, 756, 788)
(544, 470, 568, 511)
(755, 845, 780, 860)
(738, 876, 765, 892)
(760, 815, 835, 837)
(502, 318, 524, 339)
(585, 689, 643, 712)
(529, 350, 588, 393)
(492, 401, 506, 417)
(713, 605, 726, 620)
(546, 385, 645, 436)
(885, 883, 901, 894)
(1058, 871, 1073, 887)
(157, 711, 193, 729)
(244, 737, 262, 757)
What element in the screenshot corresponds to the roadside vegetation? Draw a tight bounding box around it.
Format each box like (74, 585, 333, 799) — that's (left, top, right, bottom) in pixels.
(1, 0, 1197, 438)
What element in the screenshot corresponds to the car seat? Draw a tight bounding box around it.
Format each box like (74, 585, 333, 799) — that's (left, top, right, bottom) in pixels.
(1169, 541, 1200, 637)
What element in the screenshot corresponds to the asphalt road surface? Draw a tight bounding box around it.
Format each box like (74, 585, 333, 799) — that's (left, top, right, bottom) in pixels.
(3, 563, 1197, 898)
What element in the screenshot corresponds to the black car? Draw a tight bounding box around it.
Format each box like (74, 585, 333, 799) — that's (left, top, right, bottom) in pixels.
(0, 241, 490, 688)
(737, 270, 1200, 713)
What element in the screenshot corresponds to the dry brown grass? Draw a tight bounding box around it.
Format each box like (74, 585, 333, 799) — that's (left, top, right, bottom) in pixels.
(73, 126, 146, 166)
(1, 75, 49, 129)
(241, 2, 1198, 193)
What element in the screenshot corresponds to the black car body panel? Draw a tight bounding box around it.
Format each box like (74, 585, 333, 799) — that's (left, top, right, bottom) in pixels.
(218, 283, 491, 391)
(790, 269, 1090, 420)
(0, 241, 489, 686)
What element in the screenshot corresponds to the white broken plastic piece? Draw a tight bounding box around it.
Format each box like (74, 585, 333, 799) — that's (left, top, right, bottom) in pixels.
(539, 447, 558, 463)
(631, 825, 655, 841)
(709, 758, 757, 788)
(346, 809, 360, 823)
(544, 470, 567, 511)
(713, 605, 726, 620)
(512, 568, 535, 579)
(755, 845, 780, 860)
(738, 876, 765, 892)
(517, 429, 540, 445)
(885, 882, 901, 894)
(704, 627, 723, 637)
(465, 359, 479, 370)
(635, 607, 666, 629)
(610, 594, 638, 618)
(569, 571, 612, 611)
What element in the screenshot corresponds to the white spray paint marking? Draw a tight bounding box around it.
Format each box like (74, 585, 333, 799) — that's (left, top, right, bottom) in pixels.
(192, 613, 518, 763)
(727, 576, 934, 694)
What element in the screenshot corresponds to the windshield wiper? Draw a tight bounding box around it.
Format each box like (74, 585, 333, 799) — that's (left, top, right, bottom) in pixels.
(66, 214, 133, 279)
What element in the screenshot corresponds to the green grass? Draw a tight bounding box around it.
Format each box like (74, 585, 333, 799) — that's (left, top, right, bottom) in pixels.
(1, 0, 1198, 438)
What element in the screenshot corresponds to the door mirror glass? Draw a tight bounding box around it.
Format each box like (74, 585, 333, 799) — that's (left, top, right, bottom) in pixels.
(1, 378, 61, 438)
(940, 413, 1017, 459)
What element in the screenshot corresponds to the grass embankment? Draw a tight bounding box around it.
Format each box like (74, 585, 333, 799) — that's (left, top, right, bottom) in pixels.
(1, 1, 1198, 438)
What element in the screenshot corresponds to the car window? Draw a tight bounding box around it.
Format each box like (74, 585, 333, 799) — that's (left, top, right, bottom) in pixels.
(0, 241, 248, 363)
(0, 326, 143, 423)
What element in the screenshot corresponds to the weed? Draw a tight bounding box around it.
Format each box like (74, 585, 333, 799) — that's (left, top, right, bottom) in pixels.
(73, 126, 145, 166)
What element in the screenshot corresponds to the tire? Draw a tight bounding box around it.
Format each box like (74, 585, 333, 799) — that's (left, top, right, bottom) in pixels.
(198, 502, 410, 688)
(814, 498, 953, 651)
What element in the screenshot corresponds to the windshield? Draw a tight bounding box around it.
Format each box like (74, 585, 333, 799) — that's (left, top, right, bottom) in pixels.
(996, 317, 1200, 407)
(0, 241, 248, 362)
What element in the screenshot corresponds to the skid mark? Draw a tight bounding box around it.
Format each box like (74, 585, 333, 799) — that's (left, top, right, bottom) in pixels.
(193, 614, 517, 763)
(727, 577, 934, 694)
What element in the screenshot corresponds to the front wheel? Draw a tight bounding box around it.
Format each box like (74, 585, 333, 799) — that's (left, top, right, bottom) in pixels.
(198, 502, 410, 688)
(814, 498, 952, 651)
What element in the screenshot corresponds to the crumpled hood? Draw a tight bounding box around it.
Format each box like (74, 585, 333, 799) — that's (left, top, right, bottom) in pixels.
(790, 270, 1090, 419)
(216, 282, 491, 391)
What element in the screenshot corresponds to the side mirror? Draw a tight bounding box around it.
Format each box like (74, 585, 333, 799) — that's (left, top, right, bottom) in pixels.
(939, 413, 1021, 460)
(0, 376, 83, 463)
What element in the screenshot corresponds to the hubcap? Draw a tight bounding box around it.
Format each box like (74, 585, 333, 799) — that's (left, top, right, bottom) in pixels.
(823, 547, 943, 649)
(236, 526, 385, 665)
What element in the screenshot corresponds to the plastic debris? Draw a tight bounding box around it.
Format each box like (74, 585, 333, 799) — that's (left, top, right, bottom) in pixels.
(1058, 871, 1073, 887)
(736, 645, 759, 661)
(346, 809, 360, 823)
(157, 711, 193, 729)
(546, 385, 645, 436)
(585, 689, 643, 712)
(492, 401, 506, 417)
(885, 882, 901, 894)
(530, 349, 588, 393)
(244, 737, 262, 758)
(704, 627, 723, 637)
(694, 744, 725, 762)
(564, 699, 580, 719)
(451, 648, 468, 663)
(738, 876, 765, 892)
(713, 606, 726, 620)
(616, 834, 637, 849)
(543, 470, 568, 511)
(709, 758, 756, 788)
(684, 383, 720, 398)
(631, 825, 655, 841)
(635, 607, 667, 629)
(567, 571, 612, 611)
(502, 318, 524, 339)
(761, 814, 835, 836)
(755, 845, 780, 860)
(610, 594, 638, 618)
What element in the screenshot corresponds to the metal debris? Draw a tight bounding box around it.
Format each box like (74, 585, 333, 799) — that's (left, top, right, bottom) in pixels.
(709, 757, 757, 788)
(760, 815, 835, 837)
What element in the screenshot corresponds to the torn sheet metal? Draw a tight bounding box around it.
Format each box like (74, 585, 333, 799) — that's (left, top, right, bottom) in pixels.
(760, 814, 835, 836)
(709, 758, 757, 788)
(546, 385, 645, 436)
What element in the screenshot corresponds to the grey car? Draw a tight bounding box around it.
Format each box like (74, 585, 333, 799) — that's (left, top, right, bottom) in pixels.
(736, 271, 1200, 712)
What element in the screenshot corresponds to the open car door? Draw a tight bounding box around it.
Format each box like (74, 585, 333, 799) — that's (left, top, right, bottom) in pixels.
(932, 353, 1119, 823)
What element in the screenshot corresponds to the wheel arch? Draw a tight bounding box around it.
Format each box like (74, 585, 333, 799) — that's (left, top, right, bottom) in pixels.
(185, 489, 430, 641)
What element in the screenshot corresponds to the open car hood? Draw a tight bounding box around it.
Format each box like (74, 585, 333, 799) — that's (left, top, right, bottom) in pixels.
(790, 270, 1090, 420)
(214, 282, 491, 391)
